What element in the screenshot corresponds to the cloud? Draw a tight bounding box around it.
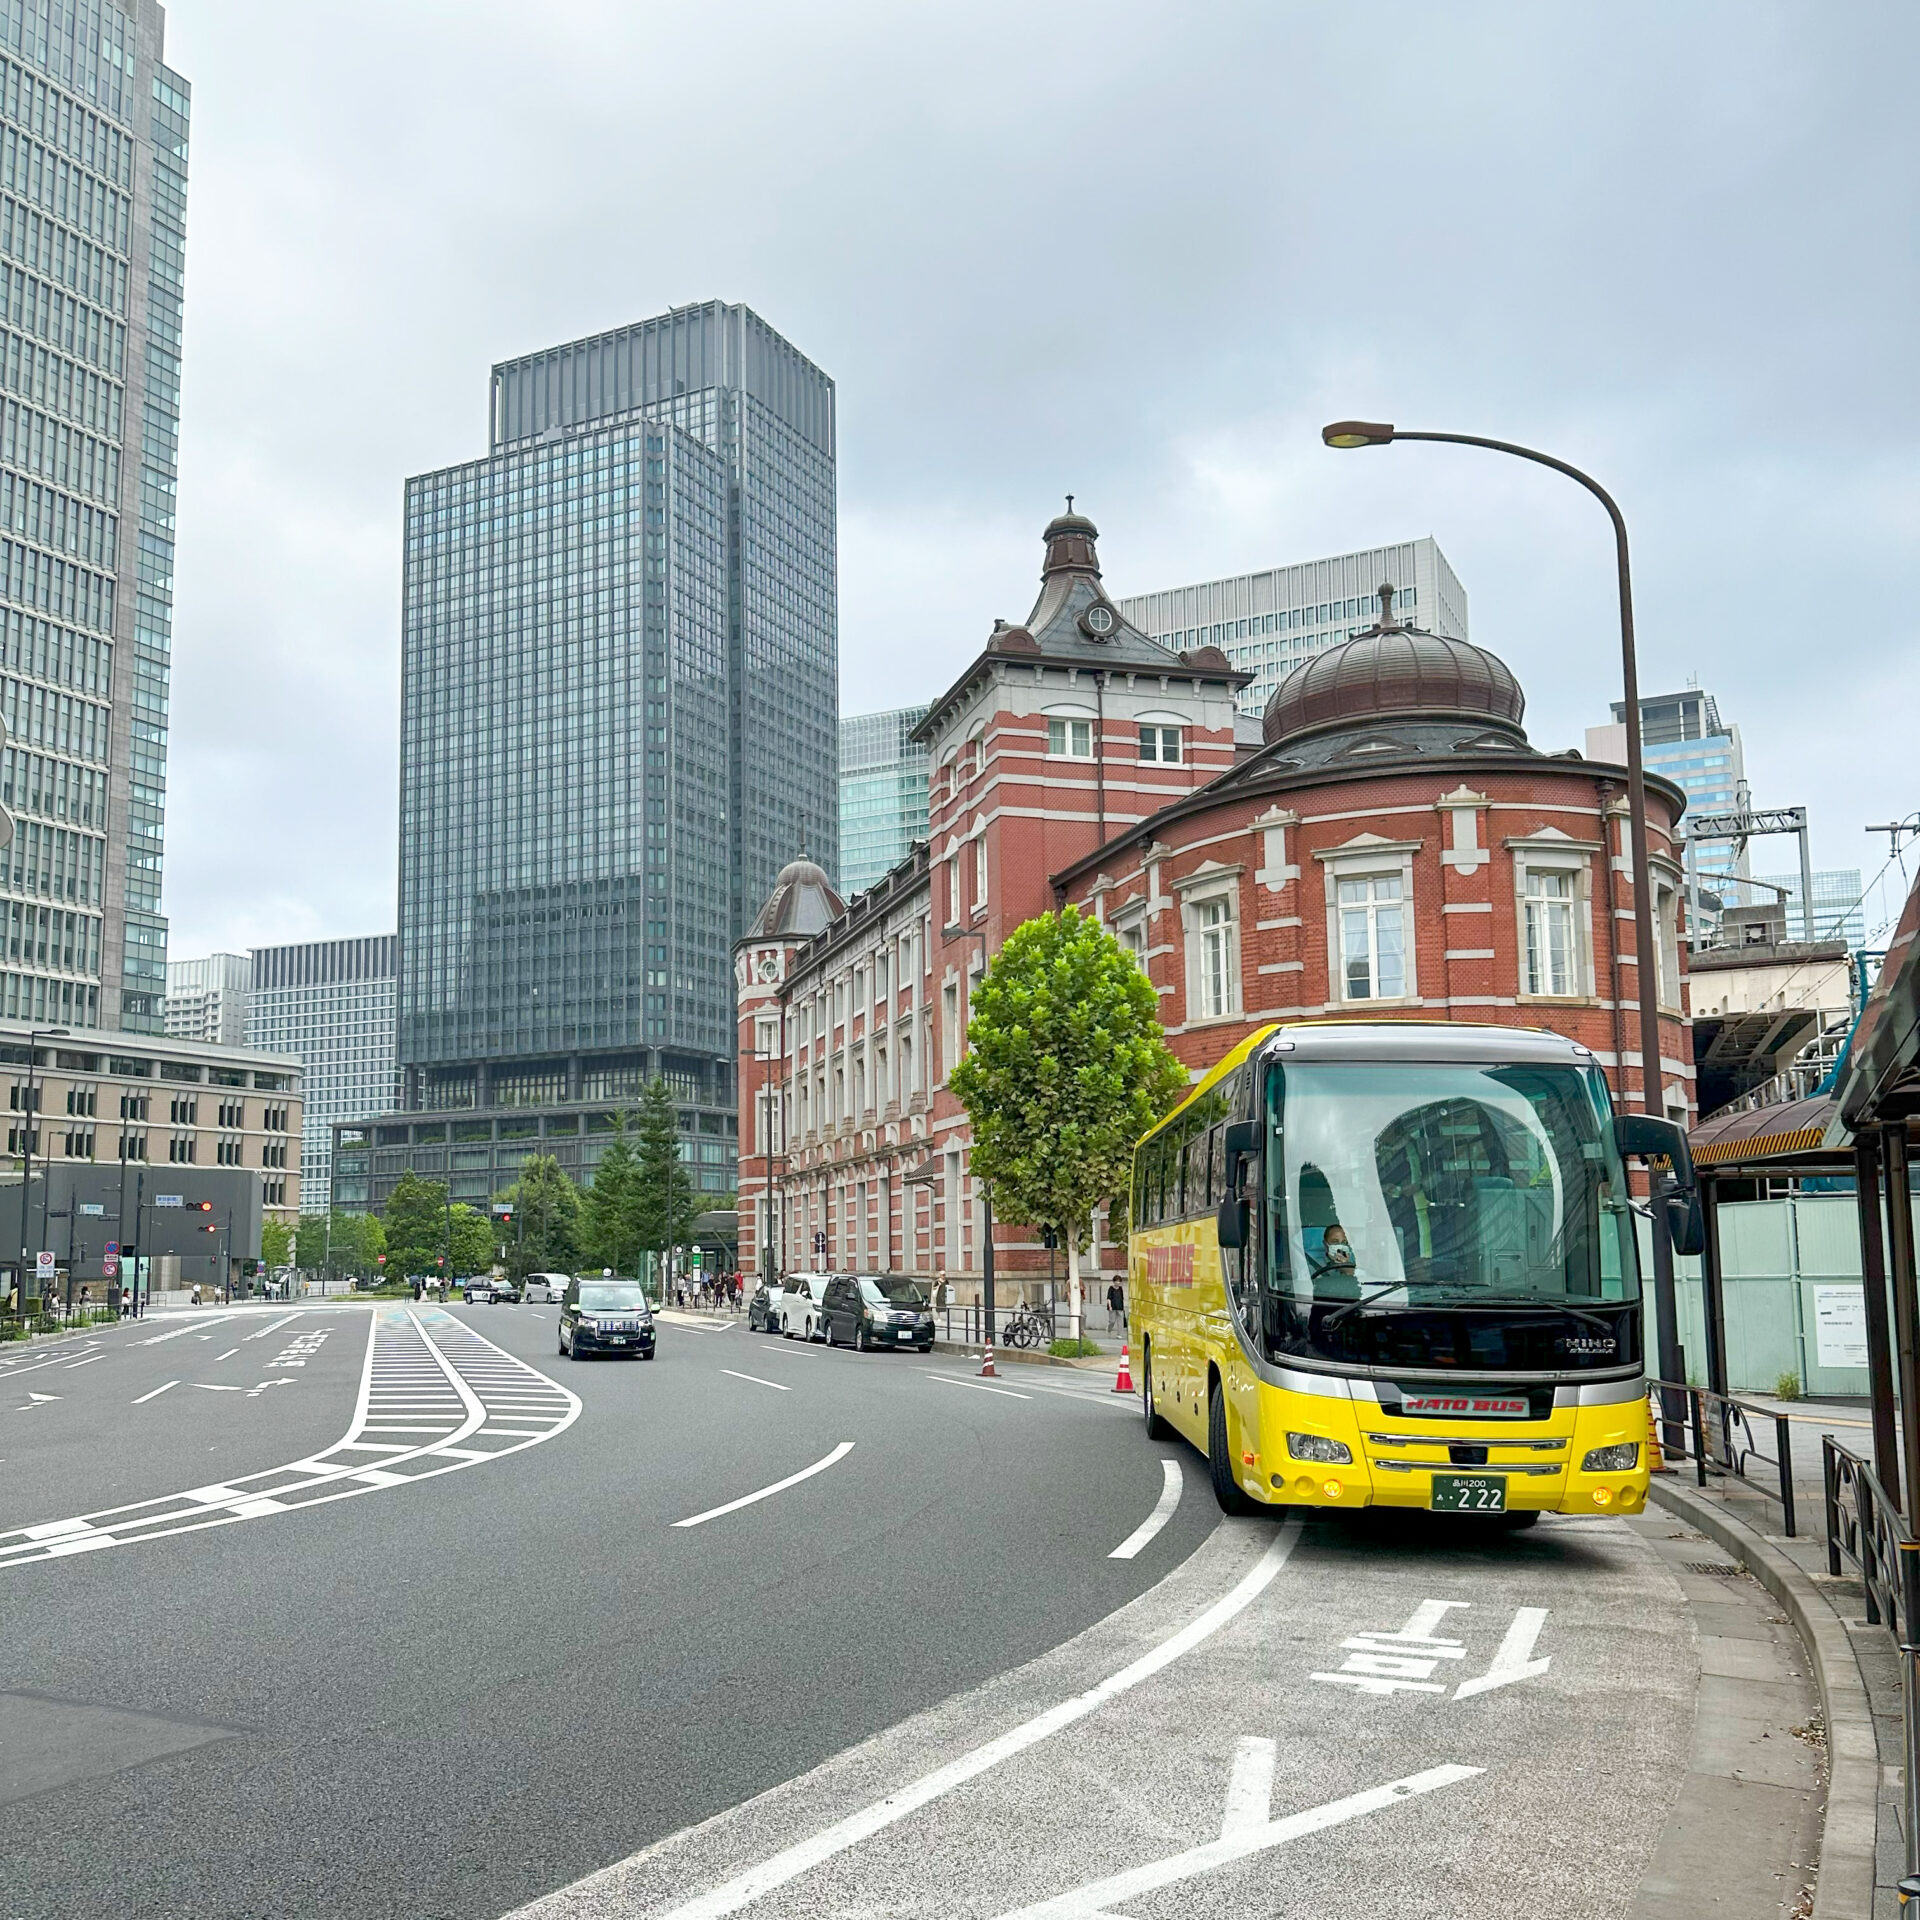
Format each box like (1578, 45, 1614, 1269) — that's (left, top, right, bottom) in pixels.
(159, 0, 1919, 953)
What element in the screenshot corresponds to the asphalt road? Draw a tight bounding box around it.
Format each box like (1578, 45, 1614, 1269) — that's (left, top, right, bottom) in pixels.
(0, 1304, 1216, 1920)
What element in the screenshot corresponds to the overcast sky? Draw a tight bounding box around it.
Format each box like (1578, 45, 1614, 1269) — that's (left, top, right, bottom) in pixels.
(158, 1, 1918, 960)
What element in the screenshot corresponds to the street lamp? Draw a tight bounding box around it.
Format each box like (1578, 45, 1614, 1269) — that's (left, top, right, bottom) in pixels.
(14, 1026, 67, 1314)
(949, 928, 999, 1375)
(1321, 421, 1683, 1397)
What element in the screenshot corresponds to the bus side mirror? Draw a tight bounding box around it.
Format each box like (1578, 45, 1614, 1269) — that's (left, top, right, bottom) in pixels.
(1666, 1191, 1706, 1258)
(1223, 1121, 1260, 1161)
(1613, 1113, 1696, 1186)
(1216, 1197, 1249, 1249)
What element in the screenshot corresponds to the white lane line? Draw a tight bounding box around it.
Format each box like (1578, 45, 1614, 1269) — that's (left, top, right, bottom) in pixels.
(652, 1519, 1304, 1918)
(923, 1372, 1031, 1401)
(243, 1314, 301, 1342)
(671, 1441, 856, 1529)
(131, 1380, 178, 1405)
(65, 1354, 104, 1369)
(212, 1348, 239, 1362)
(719, 1370, 790, 1392)
(1109, 1459, 1184, 1560)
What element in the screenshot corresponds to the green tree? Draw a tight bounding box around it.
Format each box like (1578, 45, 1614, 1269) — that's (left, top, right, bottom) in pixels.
(951, 905, 1186, 1338)
(500, 1154, 581, 1282)
(294, 1209, 385, 1282)
(260, 1220, 293, 1269)
(382, 1169, 451, 1283)
(580, 1112, 645, 1277)
(634, 1077, 702, 1292)
(448, 1202, 495, 1276)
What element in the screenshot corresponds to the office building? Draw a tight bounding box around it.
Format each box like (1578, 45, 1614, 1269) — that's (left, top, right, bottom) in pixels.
(1114, 538, 1468, 717)
(839, 705, 928, 898)
(0, 4, 190, 1035)
(1587, 689, 1748, 890)
(0, 1015, 300, 1295)
(247, 935, 397, 1214)
(368, 302, 837, 1213)
(1756, 868, 1866, 949)
(164, 951, 249, 1046)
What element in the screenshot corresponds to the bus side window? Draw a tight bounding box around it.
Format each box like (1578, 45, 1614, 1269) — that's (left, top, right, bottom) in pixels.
(1187, 1129, 1212, 1220)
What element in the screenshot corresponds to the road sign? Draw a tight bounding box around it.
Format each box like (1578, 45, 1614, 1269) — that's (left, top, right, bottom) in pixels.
(155, 1194, 183, 1208)
(690, 1247, 703, 1270)
(35, 1250, 54, 1276)
(80, 1202, 105, 1216)
(101, 1254, 118, 1277)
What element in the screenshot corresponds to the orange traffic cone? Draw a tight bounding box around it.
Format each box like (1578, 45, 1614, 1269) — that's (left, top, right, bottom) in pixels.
(1112, 1342, 1134, 1394)
(980, 1337, 997, 1379)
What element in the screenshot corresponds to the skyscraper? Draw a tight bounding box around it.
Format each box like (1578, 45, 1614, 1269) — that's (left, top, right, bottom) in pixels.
(1114, 538, 1468, 717)
(839, 705, 928, 897)
(1755, 868, 1866, 948)
(247, 935, 397, 1214)
(1587, 688, 1748, 890)
(0, 3, 189, 1034)
(164, 951, 248, 1046)
(365, 303, 836, 1215)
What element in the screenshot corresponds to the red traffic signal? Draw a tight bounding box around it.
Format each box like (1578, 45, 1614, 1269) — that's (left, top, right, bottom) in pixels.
(192, 1200, 213, 1212)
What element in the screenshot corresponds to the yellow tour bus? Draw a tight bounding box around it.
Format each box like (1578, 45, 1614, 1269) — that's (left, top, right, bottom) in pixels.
(1128, 1020, 1702, 1523)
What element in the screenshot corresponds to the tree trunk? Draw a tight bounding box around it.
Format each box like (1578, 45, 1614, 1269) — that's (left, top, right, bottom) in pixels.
(1065, 1232, 1083, 1342)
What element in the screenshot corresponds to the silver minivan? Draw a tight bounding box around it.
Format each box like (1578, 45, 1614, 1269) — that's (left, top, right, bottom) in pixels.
(523, 1272, 572, 1304)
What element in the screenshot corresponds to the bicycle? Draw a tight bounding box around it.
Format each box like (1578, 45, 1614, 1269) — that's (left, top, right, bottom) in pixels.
(999, 1306, 1056, 1351)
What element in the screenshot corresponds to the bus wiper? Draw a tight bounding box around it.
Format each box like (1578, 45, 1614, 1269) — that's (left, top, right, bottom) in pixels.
(1319, 1281, 1481, 1329)
(1464, 1298, 1620, 1337)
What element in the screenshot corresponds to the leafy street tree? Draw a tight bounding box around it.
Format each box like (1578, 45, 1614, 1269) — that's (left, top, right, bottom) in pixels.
(295, 1210, 386, 1283)
(581, 1112, 645, 1278)
(500, 1154, 581, 1283)
(633, 1077, 702, 1291)
(383, 1170, 452, 1283)
(260, 1220, 293, 1270)
(950, 905, 1186, 1339)
(448, 1202, 495, 1277)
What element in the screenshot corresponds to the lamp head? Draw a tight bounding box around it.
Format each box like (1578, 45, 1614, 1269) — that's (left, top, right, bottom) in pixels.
(1322, 420, 1395, 449)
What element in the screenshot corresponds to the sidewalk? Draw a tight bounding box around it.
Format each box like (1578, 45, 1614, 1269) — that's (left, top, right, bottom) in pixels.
(1647, 1445, 1908, 1918)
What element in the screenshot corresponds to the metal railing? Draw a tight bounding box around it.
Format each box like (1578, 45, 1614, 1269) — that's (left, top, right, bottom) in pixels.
(1823, 1439, 1920, 1882)
(1646, 1379, 1797, 1536)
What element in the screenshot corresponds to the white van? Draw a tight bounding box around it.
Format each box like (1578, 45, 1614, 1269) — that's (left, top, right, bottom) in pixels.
(523, 1273, 572, 1304)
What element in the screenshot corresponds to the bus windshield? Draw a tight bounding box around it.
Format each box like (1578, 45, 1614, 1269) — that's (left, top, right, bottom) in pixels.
(1260, 1058, 1640, 1370)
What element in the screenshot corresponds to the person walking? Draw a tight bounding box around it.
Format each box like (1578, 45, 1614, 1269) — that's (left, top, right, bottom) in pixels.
(1106, 1278, 1125, 1332)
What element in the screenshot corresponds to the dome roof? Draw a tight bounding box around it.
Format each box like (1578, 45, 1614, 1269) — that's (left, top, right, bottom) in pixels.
(750, 857, 843, 938)
(1263, 586, 1526, 749)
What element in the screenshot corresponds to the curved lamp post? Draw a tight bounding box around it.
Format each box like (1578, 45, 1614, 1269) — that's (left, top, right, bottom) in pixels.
(1321, 421, 1682, 1396)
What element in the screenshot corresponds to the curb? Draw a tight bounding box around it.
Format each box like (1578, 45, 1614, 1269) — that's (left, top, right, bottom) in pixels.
(1647, 1476, 1878, 1920)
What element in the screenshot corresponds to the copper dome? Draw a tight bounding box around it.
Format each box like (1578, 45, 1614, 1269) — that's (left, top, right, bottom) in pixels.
(1262, 590, 1525, 749)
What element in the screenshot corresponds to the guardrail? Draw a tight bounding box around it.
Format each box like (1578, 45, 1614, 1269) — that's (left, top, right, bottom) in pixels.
(1646, 1378, 1797, 1537)
(1824, 1438, 1920, 1884)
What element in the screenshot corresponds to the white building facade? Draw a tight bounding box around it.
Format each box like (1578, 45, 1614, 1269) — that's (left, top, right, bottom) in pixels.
(164, 953, 252, 1048)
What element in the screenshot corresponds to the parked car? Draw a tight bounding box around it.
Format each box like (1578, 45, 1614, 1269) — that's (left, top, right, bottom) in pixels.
(823, 1275, 935, 1352)
(559, 1279, 657, 1361)
(489, 1278, 522, 1304)
(523, 1273, 571, 1304)
(777, 1274, 832, 1342)
(462, 1278, 494, 1304)
(747, 1282, 790, 1333)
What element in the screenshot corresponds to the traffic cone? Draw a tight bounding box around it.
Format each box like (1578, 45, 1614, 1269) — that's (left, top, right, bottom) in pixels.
(1112, 1342, 1134, 1394)
(980, 1336, 997, 1379)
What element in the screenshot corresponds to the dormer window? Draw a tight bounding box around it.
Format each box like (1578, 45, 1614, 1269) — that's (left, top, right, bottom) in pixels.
(1047, 717, 1093, 758)
(1139, 725, 1182, 764)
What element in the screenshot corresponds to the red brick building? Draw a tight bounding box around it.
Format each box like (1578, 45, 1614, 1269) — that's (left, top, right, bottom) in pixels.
(734, 511, 1691, 1306)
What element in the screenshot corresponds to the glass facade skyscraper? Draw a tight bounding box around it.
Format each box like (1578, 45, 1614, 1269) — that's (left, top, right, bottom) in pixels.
(248, 935, 397, 1214)
(839, 704, 928, 897)
(0, 1, 188, 1034)
(1604, 689, 1748, 887)
(375, 302, 836, 1212)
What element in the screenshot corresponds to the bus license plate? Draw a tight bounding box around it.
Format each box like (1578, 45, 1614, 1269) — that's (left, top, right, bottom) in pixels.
(1431, 1473, 1505, 1513)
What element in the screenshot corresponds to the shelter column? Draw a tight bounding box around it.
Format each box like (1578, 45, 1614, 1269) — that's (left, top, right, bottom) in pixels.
(1854, 1135, 1901, 1507)
(1883, 1123, 1920, 1521)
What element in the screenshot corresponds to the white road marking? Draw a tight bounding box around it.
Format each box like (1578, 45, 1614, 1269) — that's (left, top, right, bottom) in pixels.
(212, 1348, 240, 1361)
(0, 1309, 580, 1571)
(650, 1520, 1304, 1919)
(192, 1384, 243, 1394)
(1219, 1734, 1276, 1839)
(719, 1370, 789, 1392)
(131, 1380, 178, 1404)
(243, 1314, 301, 1342)
(66, 1354, 103, 1368)
(990, 1761, 1482, 1917)
(1109, 1459, 1183, 1560)
(22, 1391, 58, 1405)
(1312, 1596, 1471, 1696)
(671, 1441, 856, 1529)
(138, 1325, 205, 1346)
(1455, 1607, 1551, 1698)
(923, 1371, 1031, 1400)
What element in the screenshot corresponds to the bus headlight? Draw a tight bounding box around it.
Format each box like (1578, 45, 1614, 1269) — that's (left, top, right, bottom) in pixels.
(1287, 1433, 1353, 1465)
(1582, 1442, 1640, 1473)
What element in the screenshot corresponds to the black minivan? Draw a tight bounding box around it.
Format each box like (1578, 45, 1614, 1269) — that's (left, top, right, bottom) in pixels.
(822, 1275, 934, 1352)
(559, 1279, 657, 1361)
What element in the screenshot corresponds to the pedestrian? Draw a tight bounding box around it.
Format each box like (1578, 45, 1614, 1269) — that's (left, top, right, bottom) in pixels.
(1106, 1278, 1125, 1331)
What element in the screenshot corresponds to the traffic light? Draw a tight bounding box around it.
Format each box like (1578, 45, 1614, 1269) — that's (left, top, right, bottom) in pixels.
(192, 1200, 213, 1212)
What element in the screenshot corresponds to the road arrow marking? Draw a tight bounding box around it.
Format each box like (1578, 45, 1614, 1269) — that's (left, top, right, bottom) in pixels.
(1455, 1606, 1551, 1698)
(20, 1391, 60, 1407)
(191, 1383, 243, 1393)
(987, 1757, 1482, 1917)
(243, 1379, 293, 1398)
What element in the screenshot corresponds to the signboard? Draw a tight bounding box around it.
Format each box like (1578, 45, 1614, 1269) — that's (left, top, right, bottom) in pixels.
(1813, 1285, 1870, 1370)
(35, 1250, 54, 1276)
(690, 1247, 702, 1270)
(155, 1194, 183, 1208)
(101, 1253, 118, 1277)
(80, 1203, 104, 1216)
